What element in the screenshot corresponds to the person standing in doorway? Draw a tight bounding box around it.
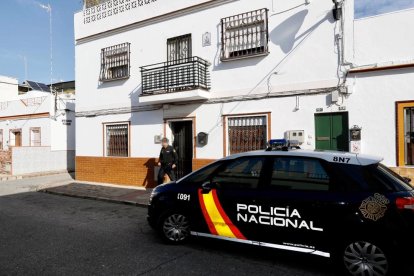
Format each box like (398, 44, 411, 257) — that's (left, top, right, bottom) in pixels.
(157, 138, 178, 185)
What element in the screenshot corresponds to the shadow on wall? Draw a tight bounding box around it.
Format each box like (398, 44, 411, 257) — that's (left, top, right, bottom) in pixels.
(270, 10, 309, 53)
(270, 9, 336, 53)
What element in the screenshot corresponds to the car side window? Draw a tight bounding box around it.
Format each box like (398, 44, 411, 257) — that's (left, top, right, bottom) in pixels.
(182, 162, 223, 185)
(212, 157, 264, 190)
(270, 157, 330, 191)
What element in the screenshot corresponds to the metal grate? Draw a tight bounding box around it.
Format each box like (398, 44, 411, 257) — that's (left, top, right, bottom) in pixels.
(221, 8, 269, 61)
(141, 56, 210, 95)
(100, 43, 130, 82)
(228, 116, 267, 155)
(167, 34, 192, 63)
(106, 124, 129, 157)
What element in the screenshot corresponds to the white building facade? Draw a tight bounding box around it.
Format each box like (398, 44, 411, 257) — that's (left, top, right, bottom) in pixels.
(74, 0, 414, 187)
(0, 76, 76, 175)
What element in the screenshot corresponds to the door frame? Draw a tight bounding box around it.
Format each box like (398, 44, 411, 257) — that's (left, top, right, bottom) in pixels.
(396, 101, 414, 166)
(314, 112, 349, 152)
(164, 117, 197, 159)
(9, 128, 22, 147)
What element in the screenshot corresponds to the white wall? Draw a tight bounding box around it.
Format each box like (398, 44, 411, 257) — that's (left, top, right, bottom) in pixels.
(353, 8, 414, 66)
(12, 147, 75, 175)
(0, 76, 19, 102)
(75, 0, 340, 112)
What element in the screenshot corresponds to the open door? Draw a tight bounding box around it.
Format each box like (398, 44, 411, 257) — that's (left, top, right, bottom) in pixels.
(170, 121, 193, 179)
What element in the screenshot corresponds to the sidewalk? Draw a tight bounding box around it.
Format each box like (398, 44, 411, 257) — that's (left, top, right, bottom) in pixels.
(41, 182, 152, 207)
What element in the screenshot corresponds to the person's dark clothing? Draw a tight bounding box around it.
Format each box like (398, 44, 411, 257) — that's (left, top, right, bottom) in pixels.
(158, 146, 178, 185)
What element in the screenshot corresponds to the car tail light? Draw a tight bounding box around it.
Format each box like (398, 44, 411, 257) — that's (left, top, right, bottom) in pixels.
(396, 197, 414, 211)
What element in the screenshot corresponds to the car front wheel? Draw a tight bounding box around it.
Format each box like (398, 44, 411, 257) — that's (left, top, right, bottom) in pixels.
(343, 241, 389, 276)
(159, 213, 190, 244)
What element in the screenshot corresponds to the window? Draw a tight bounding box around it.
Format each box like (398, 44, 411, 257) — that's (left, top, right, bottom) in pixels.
(30, 128, 41, 147)
(105, 123, 129, 157)
(270, 157, 330, 191)
(221, 8, 269, 60)
(227, 115, 268, 155)
(167, 34, 192, 63)
(100, 43, 130, 82)
(213, 157, 264, 189)
(182, 162, 223, 185)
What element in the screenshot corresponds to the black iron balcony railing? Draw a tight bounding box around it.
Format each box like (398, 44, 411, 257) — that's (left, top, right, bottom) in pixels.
(140, 57, 211, 96)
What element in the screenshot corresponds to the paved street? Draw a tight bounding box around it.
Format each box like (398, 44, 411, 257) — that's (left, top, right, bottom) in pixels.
(0, 191, 337, 276)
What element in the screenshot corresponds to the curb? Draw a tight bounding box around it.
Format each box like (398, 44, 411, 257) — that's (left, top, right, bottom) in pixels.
(40, 189, 149, 208)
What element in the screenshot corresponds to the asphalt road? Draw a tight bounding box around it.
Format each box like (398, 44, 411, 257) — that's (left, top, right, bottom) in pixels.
(0, 192, 341, 276)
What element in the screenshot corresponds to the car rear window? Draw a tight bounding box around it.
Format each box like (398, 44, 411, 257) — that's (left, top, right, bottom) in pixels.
(364, 164, 412, 192)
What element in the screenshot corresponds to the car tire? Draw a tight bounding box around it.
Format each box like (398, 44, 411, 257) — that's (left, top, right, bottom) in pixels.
(342, 240, 389, 276)
(158, 212, 191, 244)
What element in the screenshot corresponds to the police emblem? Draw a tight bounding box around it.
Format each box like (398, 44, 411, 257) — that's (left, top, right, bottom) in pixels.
(359, 194, 390, 221)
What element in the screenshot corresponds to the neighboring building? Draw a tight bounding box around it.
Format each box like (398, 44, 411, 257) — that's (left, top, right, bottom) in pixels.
(74, 0, 414, 187)
(0, 76, 75, 175)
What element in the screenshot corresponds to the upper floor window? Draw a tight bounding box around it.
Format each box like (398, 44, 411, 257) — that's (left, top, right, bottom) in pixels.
(100, 42, 130, 82)
(167, 34, 192, 63)
(221, 8, 269, 61)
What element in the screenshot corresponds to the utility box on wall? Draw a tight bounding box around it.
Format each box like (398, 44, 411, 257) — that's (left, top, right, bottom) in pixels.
(285, 130, 305, 144)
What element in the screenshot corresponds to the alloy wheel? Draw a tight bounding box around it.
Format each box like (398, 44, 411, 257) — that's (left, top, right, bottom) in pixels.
(162, 214, 190, 242)
(344, 241, 388, 276)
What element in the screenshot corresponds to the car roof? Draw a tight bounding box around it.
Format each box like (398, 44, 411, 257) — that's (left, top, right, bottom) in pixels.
(222, 149, 383, 166)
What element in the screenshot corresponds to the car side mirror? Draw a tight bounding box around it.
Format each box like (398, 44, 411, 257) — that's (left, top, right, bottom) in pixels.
(403, 177, 412, 184)
(201, 181, 214, 194)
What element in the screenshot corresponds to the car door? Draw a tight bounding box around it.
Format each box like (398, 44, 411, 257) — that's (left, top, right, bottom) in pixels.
(196, 156, 267, 241)
(252, 156, 334, 257)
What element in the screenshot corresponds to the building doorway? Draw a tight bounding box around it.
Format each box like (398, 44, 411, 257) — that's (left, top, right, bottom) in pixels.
(170, 121, 193, 179)
(315, 112, 349, 152)
(10, 129, 22, 147)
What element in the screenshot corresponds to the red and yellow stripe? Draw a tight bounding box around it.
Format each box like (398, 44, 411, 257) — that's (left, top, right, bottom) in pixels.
(198, 189, 246, 240)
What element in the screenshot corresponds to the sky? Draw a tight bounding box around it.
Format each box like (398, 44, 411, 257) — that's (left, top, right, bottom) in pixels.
(355, 0, 414, 19)
(1, 0, 414, 84)
(0, 0, 82, 84)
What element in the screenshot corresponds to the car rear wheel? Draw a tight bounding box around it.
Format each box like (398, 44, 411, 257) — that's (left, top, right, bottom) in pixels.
(159, 213, 190, 244)
(343, 241, 389, 276)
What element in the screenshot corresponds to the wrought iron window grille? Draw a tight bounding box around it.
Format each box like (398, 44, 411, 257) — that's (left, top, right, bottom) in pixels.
(100, 42, 131, 82)
(221, 8, 269, 61)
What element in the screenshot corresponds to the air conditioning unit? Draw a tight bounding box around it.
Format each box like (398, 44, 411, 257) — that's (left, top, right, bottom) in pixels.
(285, 130, 305, 144)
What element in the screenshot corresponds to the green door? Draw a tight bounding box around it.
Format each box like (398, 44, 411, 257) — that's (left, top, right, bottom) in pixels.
(315, 113, 349, 151)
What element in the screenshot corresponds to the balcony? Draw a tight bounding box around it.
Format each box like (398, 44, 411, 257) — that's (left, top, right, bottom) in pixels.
(139, 57, 211, 104)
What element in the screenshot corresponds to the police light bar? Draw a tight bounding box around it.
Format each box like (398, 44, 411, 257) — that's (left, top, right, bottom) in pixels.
(267, 139, 301, 151)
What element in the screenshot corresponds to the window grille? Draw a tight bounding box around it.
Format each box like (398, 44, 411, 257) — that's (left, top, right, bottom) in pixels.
(100, 43, 130, 82)
(167, 34, 192, 63)
(106, 124, 129, 157)
(228, 116, 267, 155)
(30, 128, 41, 147)
(221, 8, 269, 60)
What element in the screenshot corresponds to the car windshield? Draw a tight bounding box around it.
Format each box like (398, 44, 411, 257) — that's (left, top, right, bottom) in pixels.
(178, 162, 222, 185)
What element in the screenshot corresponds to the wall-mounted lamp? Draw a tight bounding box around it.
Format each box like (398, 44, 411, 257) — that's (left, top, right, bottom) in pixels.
(332, 0, 342, 21)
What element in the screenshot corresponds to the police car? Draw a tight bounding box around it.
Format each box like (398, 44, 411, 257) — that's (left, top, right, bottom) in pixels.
(147, 141, 413, 276)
